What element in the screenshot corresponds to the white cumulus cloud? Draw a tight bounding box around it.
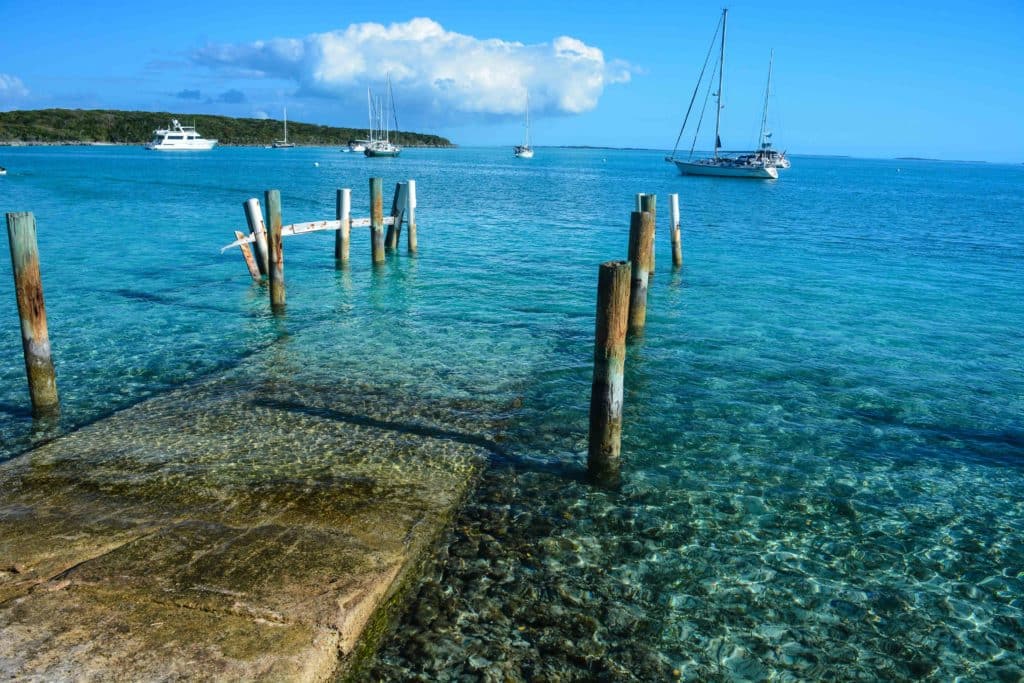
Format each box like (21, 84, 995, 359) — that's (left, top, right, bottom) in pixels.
(193, 18, 631, 120)
(0, 74, 29, 99)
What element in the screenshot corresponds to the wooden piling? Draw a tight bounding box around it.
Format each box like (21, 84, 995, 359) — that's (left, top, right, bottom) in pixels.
(669, 193, 682, 268)
(385, 182, 408, 251)
(234, 230, 261, 281)
(406, 180, 418, 253)
(370, 177, 385, 264)
(640, 194, 657, 272)
(627, 211, 654, 335)
(588, 260, 631, 486)
(335, 188, 351, 266)
(265, 189, 285, 310)
(243, 198, 270, 276)
(6, 212, 59, 416)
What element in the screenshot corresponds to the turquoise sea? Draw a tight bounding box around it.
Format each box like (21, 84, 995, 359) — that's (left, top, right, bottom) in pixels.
(1, 146, 1022, 680)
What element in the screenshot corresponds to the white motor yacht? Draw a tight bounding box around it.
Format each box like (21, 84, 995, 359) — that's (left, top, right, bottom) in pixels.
(146, 120, 217, 151)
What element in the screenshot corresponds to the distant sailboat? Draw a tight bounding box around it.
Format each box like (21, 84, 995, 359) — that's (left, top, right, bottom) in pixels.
(272, 108, 295, 148)
(514, 90, 534, 158)
(365, 74, 401, 158)
(665, 9, 778, 179)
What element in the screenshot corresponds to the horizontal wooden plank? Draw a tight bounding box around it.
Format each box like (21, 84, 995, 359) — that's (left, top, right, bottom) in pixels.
(220, 216, 396, 252)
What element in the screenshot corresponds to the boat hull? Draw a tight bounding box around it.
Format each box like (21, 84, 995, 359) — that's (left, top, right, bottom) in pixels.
(364, 148, 400, 158)
(146, 140, 217, 151)
(514, 145, 534, 159)
(673, 160, 777, 179)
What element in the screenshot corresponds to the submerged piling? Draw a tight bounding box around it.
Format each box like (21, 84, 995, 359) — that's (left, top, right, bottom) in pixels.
(370, 178, 385, 264)
(406, 180, 418, 253)
(6, 212, 59, 416)
(243, 198, 270, 276)
(335, 188, 351, 266)
(669, 193, 682, 268)
(627, 211, 654, 335)
(265, 190, 285, 311)
(588, 260, 631, 486)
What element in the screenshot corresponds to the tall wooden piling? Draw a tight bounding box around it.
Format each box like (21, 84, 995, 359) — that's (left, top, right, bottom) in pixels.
(640, 194, 657, 272)
(627, 210, 654, 335)
(588, 260, 631, 486)
(370, 177, 385, 264)
(243, 198, 270, 276)
(669, 193, 682, 268)
(265, 190, 285, 310)
(335, 188, 351, 266)
(385, 182, 408, 251)
(234, 230, 261, 281)
(6, 212, 59, 416)
(406, 180, 418, 253)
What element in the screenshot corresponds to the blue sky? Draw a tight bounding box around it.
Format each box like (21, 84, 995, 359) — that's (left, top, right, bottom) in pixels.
(1, 0, 1022, 161)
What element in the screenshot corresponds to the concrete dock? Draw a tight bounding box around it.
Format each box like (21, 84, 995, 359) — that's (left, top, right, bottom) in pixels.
(0, 372, 488, 680)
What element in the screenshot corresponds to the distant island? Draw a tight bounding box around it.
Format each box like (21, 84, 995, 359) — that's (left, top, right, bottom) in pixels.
(0, 109, 454, 148)
(894, 156, 988, 163)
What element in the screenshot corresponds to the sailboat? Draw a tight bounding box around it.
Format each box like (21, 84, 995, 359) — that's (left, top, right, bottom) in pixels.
(272, 108, 295, 148)
(365, 74, 401, 158)
(514, 90, 534, 158)
(749, 49, 789, 169)
(666, 9, 778, 179)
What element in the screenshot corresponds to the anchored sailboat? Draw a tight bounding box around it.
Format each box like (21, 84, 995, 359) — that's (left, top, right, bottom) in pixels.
(365, 74, 401, 158)
(666, 9, 778, 179)
(514, 90, 534, 158)
(272, 108, 295, 148)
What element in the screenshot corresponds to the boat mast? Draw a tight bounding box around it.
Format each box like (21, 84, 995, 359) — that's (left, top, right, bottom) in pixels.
(367, 88, 373, 143)
(525, 90, 531, 148)
(759, 49, 773, 150)
(283, 107, 288, 143)
(714, 8, 727, 159)
(384, 74, 391, 143)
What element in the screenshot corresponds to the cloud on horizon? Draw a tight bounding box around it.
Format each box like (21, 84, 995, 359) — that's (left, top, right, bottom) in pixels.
(0, 74, 30, 101)
(214, 89, 246, 104)
(191, 18, 632, 120)
(176, 89, 201, 100)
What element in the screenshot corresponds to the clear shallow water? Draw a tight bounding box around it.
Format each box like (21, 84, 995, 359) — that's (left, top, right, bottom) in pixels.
(1, 146, 1023, 680)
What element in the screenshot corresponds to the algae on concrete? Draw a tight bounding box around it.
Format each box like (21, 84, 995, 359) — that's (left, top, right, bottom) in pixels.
(0, 372, 490, 680)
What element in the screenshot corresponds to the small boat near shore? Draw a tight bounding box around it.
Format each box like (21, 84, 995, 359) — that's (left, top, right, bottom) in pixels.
(0, 166, 6, 176)
(271, 108, 295, 148)
(365, 75, 401, 158)
(146, 120, 217, 151)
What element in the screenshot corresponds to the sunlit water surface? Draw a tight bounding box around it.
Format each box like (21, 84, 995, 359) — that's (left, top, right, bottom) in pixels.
(1, 146, 1022, 680)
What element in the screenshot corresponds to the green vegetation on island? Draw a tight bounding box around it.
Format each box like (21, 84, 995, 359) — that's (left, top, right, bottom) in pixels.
(0, 109, 454, 148)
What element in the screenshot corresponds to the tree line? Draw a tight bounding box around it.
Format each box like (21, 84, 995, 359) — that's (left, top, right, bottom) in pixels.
(0, 109, 454, 147)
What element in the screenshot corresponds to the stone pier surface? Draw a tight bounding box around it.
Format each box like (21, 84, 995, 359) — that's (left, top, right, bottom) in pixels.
(0, 373, 489, 680)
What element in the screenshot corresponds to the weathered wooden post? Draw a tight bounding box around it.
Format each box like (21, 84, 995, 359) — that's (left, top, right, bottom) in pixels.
(669, 193, 682, 268)
(588, 260, 631, 486)
(406, 179, 418, 253)
(385, 182, 408, 251)
(234, 231, 261, 281)
(627, 211, 654, 335)
(6, 212, 59, 416)
(640, 194, 657, 272)
(335, 188, 351, 266)
(370, 177, 385, 264)
(265, 190, 285, 310)
(243, 198, 270, 276)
